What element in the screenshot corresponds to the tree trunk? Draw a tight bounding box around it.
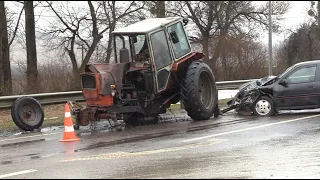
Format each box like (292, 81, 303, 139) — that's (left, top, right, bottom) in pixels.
(0, 1, 12, 95)
(317, 1, 320, 26)
(201, 34, 219, 79)
(105, 26, 115, 63)
(155, 1, 165, 18)
(79, 38, 101, 72)
(66, 48, 81, 90)
(307, 30, 313, 60)
(25, 1, 39, 94)
(201, 35, 209, 62)
(209, 32, 227, 79)
(222, 48, 227, 80)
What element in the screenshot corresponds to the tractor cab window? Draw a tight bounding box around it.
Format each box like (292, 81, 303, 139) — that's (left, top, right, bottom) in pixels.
(168, 22, 191, 59)
(130, 34, 150, 63)
(114, 35, 132, 63)
(150, 30, 172, 70)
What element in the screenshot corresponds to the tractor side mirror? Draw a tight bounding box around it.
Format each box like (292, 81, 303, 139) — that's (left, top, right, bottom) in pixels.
(132, 36, 137, 43)
(170, 31, 179, 44)
(279, 79, 288, 87)
(183, 18, 189, 26)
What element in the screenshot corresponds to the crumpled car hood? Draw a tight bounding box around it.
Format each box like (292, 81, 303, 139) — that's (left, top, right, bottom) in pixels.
(239, 75, 277, 92)
(257, 75, 277, 86)
(224, 75, 278, 114)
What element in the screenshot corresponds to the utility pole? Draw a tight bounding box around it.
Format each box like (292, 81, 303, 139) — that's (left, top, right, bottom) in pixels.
(268, 1, 273, 76)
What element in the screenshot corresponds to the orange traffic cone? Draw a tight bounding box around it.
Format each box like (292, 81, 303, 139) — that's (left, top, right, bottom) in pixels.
(59, 103, 80, 142)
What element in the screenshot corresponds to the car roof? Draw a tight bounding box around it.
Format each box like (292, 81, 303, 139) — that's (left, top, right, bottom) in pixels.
(112, 17, 182, 34)
(294, 59, 320, 66)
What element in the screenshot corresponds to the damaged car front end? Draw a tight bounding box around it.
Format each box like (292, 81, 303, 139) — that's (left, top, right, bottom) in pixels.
(222, 76, 278, 114)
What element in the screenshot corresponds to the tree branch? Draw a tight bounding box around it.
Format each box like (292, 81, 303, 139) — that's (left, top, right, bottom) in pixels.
(9, 4, 24, 46)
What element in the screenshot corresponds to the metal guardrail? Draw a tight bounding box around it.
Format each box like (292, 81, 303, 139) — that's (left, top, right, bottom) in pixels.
(0, 91, 84, 109)
(0, 79, 254, 109)
(216, 79, 254, 90)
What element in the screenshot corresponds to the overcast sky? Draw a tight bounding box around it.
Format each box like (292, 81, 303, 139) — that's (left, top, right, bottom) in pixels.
(258, 1, 313, 45)
(6, 1, 314, 66)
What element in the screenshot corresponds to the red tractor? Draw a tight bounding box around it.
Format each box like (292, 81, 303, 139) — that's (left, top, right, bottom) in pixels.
(69, 17, 220, 129)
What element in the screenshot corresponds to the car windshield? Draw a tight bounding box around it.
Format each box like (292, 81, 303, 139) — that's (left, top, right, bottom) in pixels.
(277, 65, 295, 79)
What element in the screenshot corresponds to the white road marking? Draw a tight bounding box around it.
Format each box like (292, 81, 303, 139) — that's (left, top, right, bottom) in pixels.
(0, 132, 59, 142)
(183, 114, 320, 143)
(48, 117, 58, 120)
(0, 169, 37, 178)
(44, 117, 58, 120)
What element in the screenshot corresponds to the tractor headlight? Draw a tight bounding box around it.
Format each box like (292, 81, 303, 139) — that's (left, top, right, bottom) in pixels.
(111, 85, 117, 96)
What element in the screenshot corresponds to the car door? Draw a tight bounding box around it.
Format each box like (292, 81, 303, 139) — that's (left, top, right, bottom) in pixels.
(273, 64, 319, 110)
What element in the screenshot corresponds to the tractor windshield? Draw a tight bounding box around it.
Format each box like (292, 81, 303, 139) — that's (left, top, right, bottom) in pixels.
(114, 34, 150, 63)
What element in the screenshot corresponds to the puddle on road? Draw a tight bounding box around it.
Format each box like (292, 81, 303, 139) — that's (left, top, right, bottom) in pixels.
(1, 138, 45, 148)
(25, 153, 40, 157)
(75, 117, 252, 152)
(40, 126, 62, 132)
(30, 155, 41, 159)
(1, 161, 12, 165)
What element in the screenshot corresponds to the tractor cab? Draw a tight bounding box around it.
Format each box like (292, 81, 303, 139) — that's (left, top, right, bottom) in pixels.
(112, 17, 192, 94)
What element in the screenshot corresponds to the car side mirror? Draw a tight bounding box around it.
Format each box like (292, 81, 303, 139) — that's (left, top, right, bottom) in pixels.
(170, 31, 179, 44)
(279, 79, 288, 87)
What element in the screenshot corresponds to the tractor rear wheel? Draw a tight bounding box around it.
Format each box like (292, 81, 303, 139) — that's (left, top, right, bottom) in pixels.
(182, 61, 218, 121)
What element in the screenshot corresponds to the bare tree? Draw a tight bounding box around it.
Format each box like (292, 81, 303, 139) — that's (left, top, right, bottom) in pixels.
(40, 1, 109, 89)
(146, 1, 165, 18)
(25, 1, 39, 93)
(0, 1, 12, 95)
(169, 1, 289, 73)
(308, 1, 320, 26)
(211, 35, 268, 81)
(99, 1, 145, 63)
(40, 1, 145, 89)
(282, 22, 320, 66)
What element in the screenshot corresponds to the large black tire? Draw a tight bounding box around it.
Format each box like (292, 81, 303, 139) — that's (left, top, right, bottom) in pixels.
(252, 96, 275, 116)
(182, 61, 218, 120)
(123, 113, 159, 126)
(11, 96, 44, 131)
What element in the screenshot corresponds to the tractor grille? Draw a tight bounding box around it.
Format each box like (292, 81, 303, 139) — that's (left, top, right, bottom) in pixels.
(81, 74, 96, 89)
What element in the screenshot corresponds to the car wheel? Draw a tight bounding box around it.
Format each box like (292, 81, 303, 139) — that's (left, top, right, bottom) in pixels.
(252, 96, 275, 116)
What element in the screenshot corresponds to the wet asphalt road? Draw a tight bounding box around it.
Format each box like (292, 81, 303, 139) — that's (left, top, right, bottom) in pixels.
(1, 109, 320, 179)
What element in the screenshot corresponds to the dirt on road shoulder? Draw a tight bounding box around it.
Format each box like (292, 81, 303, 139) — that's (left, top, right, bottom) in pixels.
(0, 104, 66, 132)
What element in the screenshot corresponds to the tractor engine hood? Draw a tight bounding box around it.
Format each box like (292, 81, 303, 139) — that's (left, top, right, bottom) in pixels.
(85, 63, 130, 95)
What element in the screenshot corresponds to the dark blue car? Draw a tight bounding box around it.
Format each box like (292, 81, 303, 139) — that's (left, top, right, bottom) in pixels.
(226, 60, 320, 116)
